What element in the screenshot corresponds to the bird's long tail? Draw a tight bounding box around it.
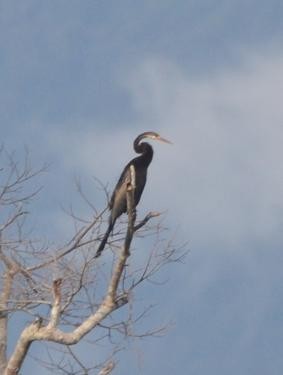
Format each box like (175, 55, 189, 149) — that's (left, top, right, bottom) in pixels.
(95, 220, 115, 258)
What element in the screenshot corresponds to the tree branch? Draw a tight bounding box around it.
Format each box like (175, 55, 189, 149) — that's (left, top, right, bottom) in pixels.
(27, 208, 107, 272)
(48, 279, 62, 329)
(134, 211, 161, 232)
(0, 270, 14, 374)
(97, 361, 115, 375)
(4, 166, 138, 374)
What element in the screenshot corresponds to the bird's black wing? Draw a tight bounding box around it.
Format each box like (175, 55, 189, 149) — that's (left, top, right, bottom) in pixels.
(109, 163, 131, 210)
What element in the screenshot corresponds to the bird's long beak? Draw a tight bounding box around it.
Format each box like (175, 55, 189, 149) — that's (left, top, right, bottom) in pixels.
(157, 136, 173, 144)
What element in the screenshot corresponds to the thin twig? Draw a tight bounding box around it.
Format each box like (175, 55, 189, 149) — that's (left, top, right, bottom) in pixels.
(27, 208, 107, 272)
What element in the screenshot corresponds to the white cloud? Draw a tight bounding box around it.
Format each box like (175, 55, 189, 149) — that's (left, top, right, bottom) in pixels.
(124, 50, 283, 250)
(112, 51, 283, 373)
(42, 48, 283, 254)
(15, 45, 283, 375)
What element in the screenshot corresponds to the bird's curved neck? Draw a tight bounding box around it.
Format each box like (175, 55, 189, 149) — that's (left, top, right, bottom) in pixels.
(133, 136, 153, 167)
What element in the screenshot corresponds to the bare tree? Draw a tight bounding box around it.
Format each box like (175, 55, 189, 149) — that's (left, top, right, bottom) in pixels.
(0, 148, 184, 375)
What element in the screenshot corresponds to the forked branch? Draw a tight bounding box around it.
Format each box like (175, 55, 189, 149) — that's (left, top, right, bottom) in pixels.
(4, 166, 138, 375)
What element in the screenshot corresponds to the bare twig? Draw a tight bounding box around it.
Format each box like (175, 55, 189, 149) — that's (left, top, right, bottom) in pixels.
(97, 361, 115, 375)
(1, 149, 184, 375)
(4, 167, 138, 374)
(27, 208, 107, 272)
(134, 211, 161, 232)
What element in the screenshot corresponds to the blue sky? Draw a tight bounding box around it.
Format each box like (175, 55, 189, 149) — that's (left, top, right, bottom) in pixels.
(2, 1, 283, 374)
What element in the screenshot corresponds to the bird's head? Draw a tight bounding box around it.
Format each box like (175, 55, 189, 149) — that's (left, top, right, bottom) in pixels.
(133, 131, 172, 154)
(139, 131, 172, 144)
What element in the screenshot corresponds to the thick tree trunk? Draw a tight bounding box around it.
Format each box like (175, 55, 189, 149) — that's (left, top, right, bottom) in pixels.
(0, 271, 14, 374)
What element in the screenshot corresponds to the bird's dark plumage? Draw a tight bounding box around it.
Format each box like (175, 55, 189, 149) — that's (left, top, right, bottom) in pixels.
(95, 131, 171, 257)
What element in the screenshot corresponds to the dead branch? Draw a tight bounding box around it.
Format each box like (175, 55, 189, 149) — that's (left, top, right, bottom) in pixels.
(48, 279, 63, 329)
(27, 208, 107, 272)
(97, 361, 115, 375)
(1, 150, 184, 375)
(134, 211, 161, 232)
(0, 270, 15, 373)
(4, 165, 137, 374)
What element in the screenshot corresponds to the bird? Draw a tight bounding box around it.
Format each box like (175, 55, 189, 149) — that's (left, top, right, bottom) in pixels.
(95, 131, 171, 257)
